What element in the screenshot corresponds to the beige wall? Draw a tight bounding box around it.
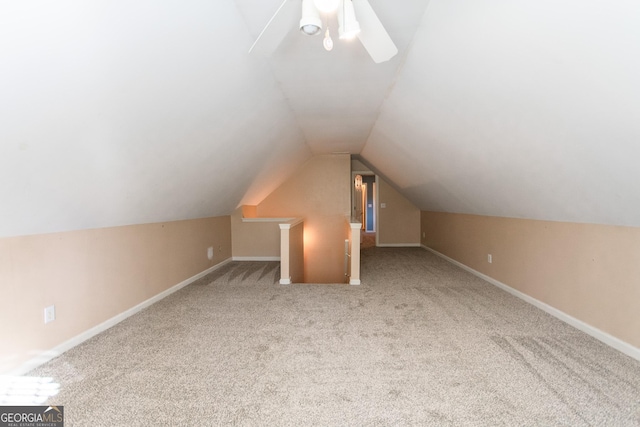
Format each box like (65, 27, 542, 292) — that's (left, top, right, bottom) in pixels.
(378, 179, 421, 245)
(241, 205, 258, 218)
(0, 216, 231, 374)
(257, 154, 350, 283)
(421, 211, 640, 349)
(231, 208, 281, 259)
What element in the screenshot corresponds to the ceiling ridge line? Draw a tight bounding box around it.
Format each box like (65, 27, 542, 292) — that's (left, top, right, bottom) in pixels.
(233, 0, 313, 153)
(359, 0, 434, 156)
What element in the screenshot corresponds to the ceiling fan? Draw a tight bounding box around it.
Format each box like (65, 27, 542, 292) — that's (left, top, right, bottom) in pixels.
(248, 0, 398, 63)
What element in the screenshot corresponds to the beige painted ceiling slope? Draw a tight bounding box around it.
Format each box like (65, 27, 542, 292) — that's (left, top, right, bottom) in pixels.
(1, 0, 640, 238)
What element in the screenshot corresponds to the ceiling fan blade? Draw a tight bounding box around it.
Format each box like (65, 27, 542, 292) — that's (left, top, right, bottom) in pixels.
(248, 0, 299, 56)
(352, 0, 398, 63)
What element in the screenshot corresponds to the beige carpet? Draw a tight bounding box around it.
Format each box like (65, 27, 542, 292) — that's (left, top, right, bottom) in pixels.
(361, 230, 376, 249)
(24, 248, 640, 425)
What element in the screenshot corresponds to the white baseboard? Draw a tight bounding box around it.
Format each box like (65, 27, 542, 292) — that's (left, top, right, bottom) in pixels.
(8, 258, 233, 376)
(349, 279, 361, 285)
(280, 278, 291, 285)
(376, 243, 421, 248)
(232, 256, 280, 261)
(421, 245, 640, 362)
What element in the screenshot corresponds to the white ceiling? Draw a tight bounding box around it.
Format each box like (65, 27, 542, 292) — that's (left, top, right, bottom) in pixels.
(363, 0, 640, 226)
(1, 0, 640, 238)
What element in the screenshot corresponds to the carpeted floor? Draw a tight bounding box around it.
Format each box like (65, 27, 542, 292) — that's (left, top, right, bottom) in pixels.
(22, 248, 640, 425)
(361, 230, 376, 249)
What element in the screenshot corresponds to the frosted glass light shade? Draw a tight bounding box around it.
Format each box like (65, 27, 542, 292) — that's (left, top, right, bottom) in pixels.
(300, 0, 322, 35)
(354, 175, 363, 191)
(323, 28, 334, 51)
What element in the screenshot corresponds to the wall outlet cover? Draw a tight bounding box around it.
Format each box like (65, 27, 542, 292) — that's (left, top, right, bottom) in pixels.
(44, 305, 55, 324)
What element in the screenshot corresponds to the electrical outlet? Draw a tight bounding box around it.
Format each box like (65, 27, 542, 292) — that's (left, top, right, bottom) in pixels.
(44, 305, 55, 324)
(207, 247, 214, 260)
(488, 254, 492, 264)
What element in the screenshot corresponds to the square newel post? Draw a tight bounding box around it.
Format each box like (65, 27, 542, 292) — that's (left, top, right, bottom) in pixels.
(279, 223, 292, 285)
(279, 218, 304, 285)
(349, 222, 361, 285)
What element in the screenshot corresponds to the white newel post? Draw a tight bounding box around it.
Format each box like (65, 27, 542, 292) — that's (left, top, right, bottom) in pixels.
(349, 222, 361, 285)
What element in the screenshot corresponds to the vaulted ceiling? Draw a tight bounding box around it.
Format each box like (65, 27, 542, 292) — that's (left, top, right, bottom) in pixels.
(1, 0, 639, 238)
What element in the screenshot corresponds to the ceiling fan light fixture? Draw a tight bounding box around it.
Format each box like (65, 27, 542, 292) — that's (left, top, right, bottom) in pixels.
(300, 23, 321, 35)
(323, 28, 334, 51)
(314, 0, 340, 13)
(338, 0, 360, 39)
(300, 0, 322, 35)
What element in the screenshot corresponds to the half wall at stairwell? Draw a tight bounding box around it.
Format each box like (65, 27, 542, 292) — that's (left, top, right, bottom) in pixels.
(256, 154, 351, 283)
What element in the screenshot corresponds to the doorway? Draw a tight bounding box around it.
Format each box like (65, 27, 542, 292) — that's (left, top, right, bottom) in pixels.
(352, 171, 377, 248)
(362, 175, 376, 232)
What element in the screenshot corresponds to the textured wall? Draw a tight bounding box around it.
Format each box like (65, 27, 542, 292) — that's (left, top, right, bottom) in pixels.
(421, 211, 640, 349)
(257, 155, 350, 283)
(231, 208, 281, 259)
(0, 216, 231, 373)
(378, 179, 420, 245)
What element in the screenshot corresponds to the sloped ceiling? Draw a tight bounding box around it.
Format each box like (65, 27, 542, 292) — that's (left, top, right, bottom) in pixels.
(363, 0, 640, 227)
(1, 0, 640, 238)
(0, 0, 311, 237)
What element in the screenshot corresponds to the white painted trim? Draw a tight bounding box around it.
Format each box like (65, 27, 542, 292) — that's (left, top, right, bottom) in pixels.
(349, 279, 361, 285)
(421, 245, 640, 362)
(278, 218, 304, 229)
(8, 258, 233, 376)
(280, 278, 292, 285)
(377, 243, 421, 248)
(232, 256, 280, 261)
(242, 217, 294, 223)
(375, 175, 380, 247)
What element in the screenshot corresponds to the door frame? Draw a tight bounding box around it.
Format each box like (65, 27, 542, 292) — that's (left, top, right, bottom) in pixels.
(351, 171, 377, 234)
